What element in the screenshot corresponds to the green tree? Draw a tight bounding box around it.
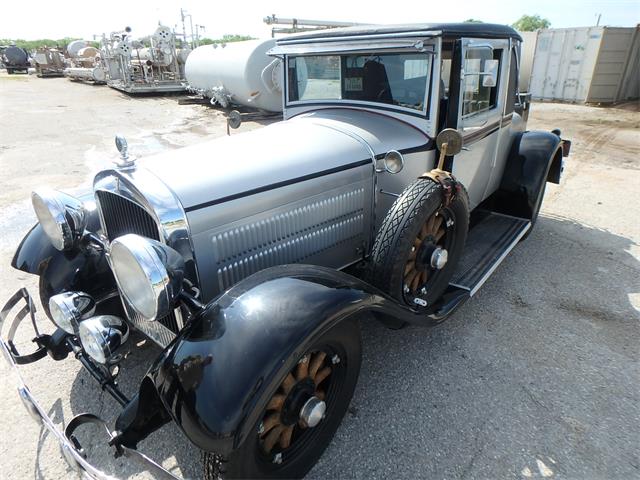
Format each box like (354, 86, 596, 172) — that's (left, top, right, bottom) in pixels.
(198, 34, 254, 46)
(464, 19, 483, 23)
(512, 14, 551, 31)
(0, 37, 92, 52)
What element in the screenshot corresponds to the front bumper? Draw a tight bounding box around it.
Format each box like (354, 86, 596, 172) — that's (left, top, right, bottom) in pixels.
(0, 288, 182, 480)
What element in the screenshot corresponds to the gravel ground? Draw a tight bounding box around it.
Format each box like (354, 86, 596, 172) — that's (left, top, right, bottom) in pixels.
(0, 74, 638, 480)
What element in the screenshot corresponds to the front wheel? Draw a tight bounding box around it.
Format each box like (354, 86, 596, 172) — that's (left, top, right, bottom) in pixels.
(203, 319, 362, 479)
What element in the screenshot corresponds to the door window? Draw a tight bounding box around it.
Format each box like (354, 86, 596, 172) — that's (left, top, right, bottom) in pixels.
(462, 48, 502, 117)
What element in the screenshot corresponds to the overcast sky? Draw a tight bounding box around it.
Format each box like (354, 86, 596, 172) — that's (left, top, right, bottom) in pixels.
(1, 0, 638, 40)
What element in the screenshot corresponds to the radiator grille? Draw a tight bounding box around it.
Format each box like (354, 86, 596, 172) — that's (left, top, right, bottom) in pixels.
(96, 190, 160, 242)
(96, 189, 180, 342)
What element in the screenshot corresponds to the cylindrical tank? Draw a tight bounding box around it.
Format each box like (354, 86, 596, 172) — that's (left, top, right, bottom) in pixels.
(176, 48, 190, 64)
(76, 46, 100, 67)
(131, 47, 173, 67)
(4, 46, 29, 66)
(67, 40, 88, 58)
(64, 66, 106, 82)
(185, 39, 283, 112)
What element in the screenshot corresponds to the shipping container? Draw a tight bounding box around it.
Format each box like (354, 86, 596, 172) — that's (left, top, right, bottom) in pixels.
(529, 26, 639, 103)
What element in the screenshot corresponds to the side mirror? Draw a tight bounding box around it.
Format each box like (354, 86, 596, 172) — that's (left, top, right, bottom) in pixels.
(436, 128, 463, 156)
(434, 128, 463, 172)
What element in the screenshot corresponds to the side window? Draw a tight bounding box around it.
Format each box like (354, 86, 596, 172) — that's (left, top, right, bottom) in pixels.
(462, 48, 502, 117)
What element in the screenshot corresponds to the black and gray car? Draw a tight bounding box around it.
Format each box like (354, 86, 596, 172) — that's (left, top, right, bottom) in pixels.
(1, 23, 570, 479)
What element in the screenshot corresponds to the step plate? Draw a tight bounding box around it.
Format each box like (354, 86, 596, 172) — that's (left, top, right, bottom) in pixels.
(451, 212, 531, 296)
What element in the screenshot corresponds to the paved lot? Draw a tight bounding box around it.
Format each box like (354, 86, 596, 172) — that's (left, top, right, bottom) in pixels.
(0, 74, 638, 480)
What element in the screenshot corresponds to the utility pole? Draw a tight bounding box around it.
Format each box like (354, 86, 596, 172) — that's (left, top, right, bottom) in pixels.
(180, 8, 188, 47)
(596, 13, 602, 26)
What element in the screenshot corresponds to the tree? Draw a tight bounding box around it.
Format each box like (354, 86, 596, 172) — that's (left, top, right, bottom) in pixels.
(464, 19, 483, 23)
(512, 14, 551, 31)
(199, 34, 254, 46)
(0, 37, 94, 52)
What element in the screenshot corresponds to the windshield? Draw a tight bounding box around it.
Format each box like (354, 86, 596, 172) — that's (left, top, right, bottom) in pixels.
(287, 52, 432, 112)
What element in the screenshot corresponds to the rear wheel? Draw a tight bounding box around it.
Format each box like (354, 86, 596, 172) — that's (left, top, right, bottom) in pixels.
(203, 319, 361, 479)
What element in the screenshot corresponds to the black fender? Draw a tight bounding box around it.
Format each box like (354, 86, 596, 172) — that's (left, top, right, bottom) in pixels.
(10, 197, 116, 317)
(490, 130, 563, 219)
(143, 264, 468, 456)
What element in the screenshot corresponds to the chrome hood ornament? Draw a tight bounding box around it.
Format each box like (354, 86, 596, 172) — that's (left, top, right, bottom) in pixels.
(114, 134, 136, 167)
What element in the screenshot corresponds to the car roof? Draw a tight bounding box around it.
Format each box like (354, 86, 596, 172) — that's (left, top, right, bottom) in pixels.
(278, 22, 522, 43)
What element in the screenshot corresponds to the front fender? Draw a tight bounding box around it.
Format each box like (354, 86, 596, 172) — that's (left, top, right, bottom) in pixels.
(146, 264, 464, 455)
(11, 194, 115, 317)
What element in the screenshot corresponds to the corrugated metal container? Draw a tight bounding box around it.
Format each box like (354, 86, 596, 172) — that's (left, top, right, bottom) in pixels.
(529, 26, 640, 103)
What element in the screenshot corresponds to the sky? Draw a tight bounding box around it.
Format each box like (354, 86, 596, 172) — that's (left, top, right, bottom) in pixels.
(1, 0, 639, 41)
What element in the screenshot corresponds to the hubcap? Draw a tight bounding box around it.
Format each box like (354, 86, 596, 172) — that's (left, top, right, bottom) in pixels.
(299, 397, 326, 427)
(430, 247, 448, 270)
(258, 351, 334, 455)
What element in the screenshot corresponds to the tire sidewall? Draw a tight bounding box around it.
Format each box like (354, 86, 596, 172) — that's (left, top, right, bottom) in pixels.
(215, 319, 362, 479)
(370, 178, 469, 309)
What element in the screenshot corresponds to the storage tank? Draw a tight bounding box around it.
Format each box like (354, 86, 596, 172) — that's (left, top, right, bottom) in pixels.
(131, 47, 174, 67)
(76, 46, 100, 67)
(4, 45, 28, 65)
(2, 45, 30, 73)
(67, 40, 88, 58)
(185, 39, 283, 112)
(64, 66, 107, 83)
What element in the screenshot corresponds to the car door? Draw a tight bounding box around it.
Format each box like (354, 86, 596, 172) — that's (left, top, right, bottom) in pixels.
(451, 38, 508, 209)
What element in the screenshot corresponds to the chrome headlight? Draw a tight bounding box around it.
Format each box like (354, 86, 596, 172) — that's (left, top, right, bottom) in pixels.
(32, 189, 87, 251)
(79, 315, 129, 364)
(48, 292, 96, 334)
(110, 234, 184, 321)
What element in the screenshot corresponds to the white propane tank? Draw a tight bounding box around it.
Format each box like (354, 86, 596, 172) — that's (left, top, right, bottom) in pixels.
(185, 39, 283, 112)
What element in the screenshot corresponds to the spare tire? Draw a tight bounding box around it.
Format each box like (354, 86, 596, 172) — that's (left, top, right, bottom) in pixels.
(368, 177, 469, 313)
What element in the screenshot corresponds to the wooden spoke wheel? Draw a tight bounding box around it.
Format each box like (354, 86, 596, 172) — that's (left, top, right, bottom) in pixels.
(368, 178, 469, 313)
(403, 209, 449, 295)
(259, 350, 335, 454)
(204, 320, 361, 479)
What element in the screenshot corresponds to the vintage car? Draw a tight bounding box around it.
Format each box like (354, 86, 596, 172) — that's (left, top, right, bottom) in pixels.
(1, 23, 569, 479)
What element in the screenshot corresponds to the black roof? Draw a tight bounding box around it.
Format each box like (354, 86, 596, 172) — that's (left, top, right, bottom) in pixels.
(279, 22, 522, 43)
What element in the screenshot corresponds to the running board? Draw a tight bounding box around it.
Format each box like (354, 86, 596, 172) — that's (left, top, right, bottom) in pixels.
(451, 212, 531, 296)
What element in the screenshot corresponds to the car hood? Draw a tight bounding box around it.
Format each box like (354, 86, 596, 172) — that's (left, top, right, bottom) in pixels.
(140, 109, 431, 211)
